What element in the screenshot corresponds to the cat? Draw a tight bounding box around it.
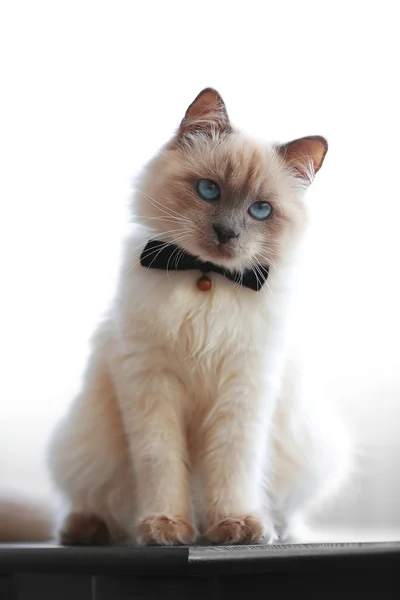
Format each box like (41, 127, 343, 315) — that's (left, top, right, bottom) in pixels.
(46, 88, 351, 546)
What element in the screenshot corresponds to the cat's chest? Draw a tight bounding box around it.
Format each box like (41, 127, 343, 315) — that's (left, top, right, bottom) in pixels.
(126, 267, 277, 354)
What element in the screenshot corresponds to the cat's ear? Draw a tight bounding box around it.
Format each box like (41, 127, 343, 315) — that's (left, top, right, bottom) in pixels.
(179, 88, 231, 137)
(277, 136, 328, 185)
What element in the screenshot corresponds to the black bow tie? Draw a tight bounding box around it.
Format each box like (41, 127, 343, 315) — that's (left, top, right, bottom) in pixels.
(140, 240, 269, 292)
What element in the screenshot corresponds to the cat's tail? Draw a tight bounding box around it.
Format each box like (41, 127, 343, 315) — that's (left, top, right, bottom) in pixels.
(0, 489, 54, 542)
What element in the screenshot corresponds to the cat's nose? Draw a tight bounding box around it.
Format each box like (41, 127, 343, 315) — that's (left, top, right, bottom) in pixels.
(213, 224, 239, 244)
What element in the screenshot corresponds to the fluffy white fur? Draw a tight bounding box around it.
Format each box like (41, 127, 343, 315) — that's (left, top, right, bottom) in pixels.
(47, 89, 351, 546)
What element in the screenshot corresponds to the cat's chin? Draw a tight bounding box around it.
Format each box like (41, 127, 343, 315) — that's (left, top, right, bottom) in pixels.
(189, 244, 242, 270)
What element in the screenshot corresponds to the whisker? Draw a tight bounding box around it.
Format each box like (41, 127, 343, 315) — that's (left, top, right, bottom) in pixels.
(134, 242, 171, 272)
(128, 231, 193, 273)
(165, 235, 194, 281)
(230, 272, 244, 304)
(253, 258, 274, 299)
(260, 248, 281, 258)
(174, 244, 191, 271)
(141, 232, 193, 277)
(258, 252, 278, 269)
(127, 229, 188, 266)
(136, 190, 192, 223)
(133, 215, 191, 225)
(249, 260, 269, 301)
(256, 253, 279, 279)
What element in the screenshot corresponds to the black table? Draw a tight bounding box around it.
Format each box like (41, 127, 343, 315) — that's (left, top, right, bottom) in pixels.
(1, 542, 399, 599)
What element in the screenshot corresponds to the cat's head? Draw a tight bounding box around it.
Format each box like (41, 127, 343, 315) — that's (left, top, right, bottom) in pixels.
(135, 88, 327, 272)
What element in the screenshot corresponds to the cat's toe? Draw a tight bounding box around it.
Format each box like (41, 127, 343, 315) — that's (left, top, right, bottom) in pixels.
(137, 514, 197, 546)
(205, 514, 271, 545)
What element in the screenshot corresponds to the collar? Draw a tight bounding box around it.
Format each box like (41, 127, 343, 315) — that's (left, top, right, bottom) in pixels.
(140, 239, 269, 292)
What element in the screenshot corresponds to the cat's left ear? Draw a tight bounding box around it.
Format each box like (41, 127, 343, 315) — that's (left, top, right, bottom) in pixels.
(179, 88, 231, 137)
(277, 136, 328, 185)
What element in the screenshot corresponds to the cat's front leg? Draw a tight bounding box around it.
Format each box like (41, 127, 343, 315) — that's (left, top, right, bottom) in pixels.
(117, 364, 196, 546)
(201, 382, 277, 545)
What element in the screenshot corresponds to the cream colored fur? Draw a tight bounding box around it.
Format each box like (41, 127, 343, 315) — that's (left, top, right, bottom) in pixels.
(46, 90, 351, 546)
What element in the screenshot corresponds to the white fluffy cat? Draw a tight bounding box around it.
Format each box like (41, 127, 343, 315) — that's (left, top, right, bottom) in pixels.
(47, 88, 350, 546)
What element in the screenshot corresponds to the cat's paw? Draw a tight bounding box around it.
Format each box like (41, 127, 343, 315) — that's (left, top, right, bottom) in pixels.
(205, 514, 271, 545)
(60, 511, 111, 546)
(137, 514, 197, 546)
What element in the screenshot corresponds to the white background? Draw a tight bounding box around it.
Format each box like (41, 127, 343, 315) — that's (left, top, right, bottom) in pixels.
(1, 1, 399, 536)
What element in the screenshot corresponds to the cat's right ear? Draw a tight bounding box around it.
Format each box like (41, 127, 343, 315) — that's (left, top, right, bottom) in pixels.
(179, 88, 231, 138)
(276, 136, 328, 185)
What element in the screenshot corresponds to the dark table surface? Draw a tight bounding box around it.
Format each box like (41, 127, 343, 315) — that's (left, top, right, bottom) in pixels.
(1, 542, 400, 599)
(1, 541, 400, 575)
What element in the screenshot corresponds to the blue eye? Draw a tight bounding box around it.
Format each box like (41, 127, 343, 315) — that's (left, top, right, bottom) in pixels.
(196, 179, 221, 201)
(248, 201, 272, 221)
